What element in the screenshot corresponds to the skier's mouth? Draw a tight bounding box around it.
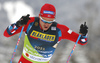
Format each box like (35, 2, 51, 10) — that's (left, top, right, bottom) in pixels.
(43, 26, 49, 29)
(44, 26, 48, 29)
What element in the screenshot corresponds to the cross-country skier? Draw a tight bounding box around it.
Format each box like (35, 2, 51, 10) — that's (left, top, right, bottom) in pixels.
(4, 3, 88, 63)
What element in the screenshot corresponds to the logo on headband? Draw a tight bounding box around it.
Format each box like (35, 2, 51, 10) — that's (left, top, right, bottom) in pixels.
(43, 11, 54, 15)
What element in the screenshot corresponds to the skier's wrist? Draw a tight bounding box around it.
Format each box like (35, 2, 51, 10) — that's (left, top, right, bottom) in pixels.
(15, 21, 21, 27)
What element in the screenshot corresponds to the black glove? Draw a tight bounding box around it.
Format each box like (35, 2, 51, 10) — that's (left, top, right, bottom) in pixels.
(79, 22, 88, 36)
(16, 14, 30, 27)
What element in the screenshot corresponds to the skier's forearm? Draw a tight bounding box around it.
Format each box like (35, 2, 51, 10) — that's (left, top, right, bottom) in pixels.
(3, 23, 17, 37)
(4, 28, 11, 37)
(62, 30, 87, 45)
(3, 23, 24, 37)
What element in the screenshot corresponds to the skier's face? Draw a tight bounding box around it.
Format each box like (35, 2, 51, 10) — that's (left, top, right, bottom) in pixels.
(39, 16, 55, 31)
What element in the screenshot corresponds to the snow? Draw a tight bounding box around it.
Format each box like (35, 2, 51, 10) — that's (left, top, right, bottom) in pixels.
(3, 1, 34, 23)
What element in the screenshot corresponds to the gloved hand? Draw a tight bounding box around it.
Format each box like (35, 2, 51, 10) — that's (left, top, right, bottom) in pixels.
(16, 14, 30, 27)
(79, 22, 88, 36)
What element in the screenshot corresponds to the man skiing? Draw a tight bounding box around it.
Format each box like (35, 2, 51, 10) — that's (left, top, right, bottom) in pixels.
(4, 3, 88, 63)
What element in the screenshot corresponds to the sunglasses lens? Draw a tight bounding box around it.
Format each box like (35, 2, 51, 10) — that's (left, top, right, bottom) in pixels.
(40, 16, 55, 24)
(42, 20, 52, 24)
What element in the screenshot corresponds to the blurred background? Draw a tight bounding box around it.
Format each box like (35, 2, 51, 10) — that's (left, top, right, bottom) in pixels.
(0, 0, 100, 63)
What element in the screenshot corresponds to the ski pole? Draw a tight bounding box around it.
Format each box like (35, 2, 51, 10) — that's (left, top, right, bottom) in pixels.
(10, 26, 24, 63)
(66, 34, 81, 63)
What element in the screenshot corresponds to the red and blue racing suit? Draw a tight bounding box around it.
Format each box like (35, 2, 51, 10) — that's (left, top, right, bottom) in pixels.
(4, 17, 87, 63)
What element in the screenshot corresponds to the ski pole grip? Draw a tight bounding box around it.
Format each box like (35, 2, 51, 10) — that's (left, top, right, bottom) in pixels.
(27, 14, 30, 17)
